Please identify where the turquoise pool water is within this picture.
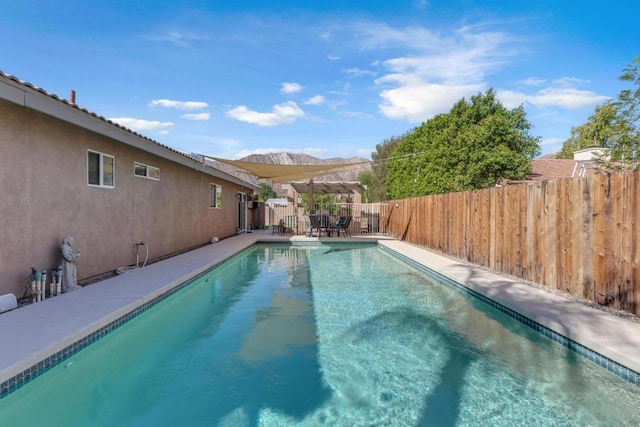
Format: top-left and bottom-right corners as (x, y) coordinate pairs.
(1, 243), (639, 426)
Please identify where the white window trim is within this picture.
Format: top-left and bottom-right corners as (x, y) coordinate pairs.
(134, 162), (160, 180)
(87, 150), (115, 188)
(210, 183), (222, 208)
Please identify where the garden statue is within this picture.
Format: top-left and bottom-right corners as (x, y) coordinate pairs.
(61, 236), (81, 292)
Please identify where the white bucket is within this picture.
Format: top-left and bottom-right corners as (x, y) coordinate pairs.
(0, 293), (18, 314)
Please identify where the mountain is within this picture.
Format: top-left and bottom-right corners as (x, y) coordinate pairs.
(209, 152), (371, 190)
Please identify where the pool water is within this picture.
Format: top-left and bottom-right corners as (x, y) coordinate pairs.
(1, 243), (639, 426)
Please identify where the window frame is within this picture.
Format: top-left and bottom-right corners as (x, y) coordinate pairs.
(134, 162), (160, 181)
(210, 183), (223, 208)
(87, 150), (115, 188)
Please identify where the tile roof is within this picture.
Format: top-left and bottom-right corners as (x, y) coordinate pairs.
(529, 159), (593, 180)
(499, 159), (597, 186)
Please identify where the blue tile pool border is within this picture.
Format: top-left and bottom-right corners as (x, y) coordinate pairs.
(380, 245), (640, 387)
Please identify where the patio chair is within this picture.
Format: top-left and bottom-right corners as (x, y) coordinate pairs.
(308, 214), (322, 237)
(283, 215), (298, 234)
(331, 215), (352, 237)
(360, 216), (369, 234)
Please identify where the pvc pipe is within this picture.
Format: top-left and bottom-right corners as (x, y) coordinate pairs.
(41, 270), (46, 301)
(35, 272), (41, 302)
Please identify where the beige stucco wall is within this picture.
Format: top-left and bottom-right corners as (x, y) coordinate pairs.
(0, 99), (250, 298)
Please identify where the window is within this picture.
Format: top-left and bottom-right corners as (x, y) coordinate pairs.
(210, 184), (223, 208)
(134, 162), (160, 180)
(88, 150), (115, 188)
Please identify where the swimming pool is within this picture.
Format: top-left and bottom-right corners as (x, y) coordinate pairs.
(1, 243), (639, 426)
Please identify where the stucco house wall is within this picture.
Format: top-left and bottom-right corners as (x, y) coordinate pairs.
(0, 75), (257, 299)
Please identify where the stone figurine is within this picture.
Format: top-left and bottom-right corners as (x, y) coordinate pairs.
(61, 236), (81, 292)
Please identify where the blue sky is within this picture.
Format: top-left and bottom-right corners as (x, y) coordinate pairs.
(1, 1), (638, 159)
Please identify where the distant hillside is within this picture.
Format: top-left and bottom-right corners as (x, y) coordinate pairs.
(209, 152), (371, 191)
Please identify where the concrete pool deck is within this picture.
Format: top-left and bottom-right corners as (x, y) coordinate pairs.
(1, 231), (640, 392)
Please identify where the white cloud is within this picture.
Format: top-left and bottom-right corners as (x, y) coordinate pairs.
(496, 90), (529, 109)
(304, 95), (326, 106)
(149, 99), (209, 110)
(109, 117), (174, 133)
(226, 101), (305, 126)
(358, 22), (611, 121)
(327, 54), (341, 61)
(376, 74), (483, 121)
(344, 67), (377, 78)
(356, 23), (516, 121)
(531, 87), (609, 108)
(553, 77), (591, 87)
(148, 31), (208, 48)
(521, 77), (547, 86)
(281, 82), (303, 94)
(498, 82), (610, 110)
(181, 112), (211, 121)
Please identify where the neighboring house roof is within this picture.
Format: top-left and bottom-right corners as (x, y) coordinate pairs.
(0, 70), (259, 191)
(265, 198), (290, 207)
(499, 159), (597, 186)
(529, 159), (595, 180)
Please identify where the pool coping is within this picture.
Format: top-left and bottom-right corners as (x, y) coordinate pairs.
(1, 232), (640, 398)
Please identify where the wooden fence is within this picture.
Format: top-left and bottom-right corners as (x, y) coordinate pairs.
(384, 171), (640, 316)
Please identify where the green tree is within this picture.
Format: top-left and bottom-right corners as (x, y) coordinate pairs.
(558, 56), (640, 170)
(609, 56), (640, 169)
(300, 193), (337, 213)
(387, 89), (540, 198)
(358, 170), (373, 202)
(556, 103), (620, 159)
(362, 135), (402, 202)
(257, 182), (276, 202)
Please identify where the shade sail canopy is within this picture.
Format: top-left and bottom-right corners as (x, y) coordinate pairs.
(205, 155), (369, 183)
(288, 180), (365, 194)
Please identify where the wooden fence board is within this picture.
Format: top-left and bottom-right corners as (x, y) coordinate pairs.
(630, 172), (640, 314)
(529, 182), (544, 284)
(543, 181), (557, 288)
(619, 172), (635, 312)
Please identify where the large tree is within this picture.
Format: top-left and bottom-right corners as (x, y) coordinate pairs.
(556, 103), (621, 159)
(557, 56), (639, 170)
(257, 182), (277, 202)
(359, 135), (402, 202)
(608, 56), (640, 169)
(387, 89), (540, 198)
